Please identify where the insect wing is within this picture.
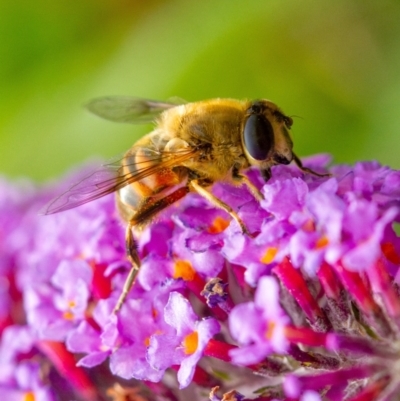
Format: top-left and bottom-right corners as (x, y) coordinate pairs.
(43, 147), (198, 214)
(85, 96), (186, 124)
(43, 160), (123, 214)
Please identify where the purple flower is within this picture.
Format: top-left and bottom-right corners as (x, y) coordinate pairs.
(0, 361), (57, 401)
(148, 291), (220, 388)
(228, 276), (290, 365)
(2, 155), (400, 401)
(66, 306), (112, 367)
(106, 281), (187, 383)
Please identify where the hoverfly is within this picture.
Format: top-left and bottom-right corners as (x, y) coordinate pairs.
(45, 97), (327, 313)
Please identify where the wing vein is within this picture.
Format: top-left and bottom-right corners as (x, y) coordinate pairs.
(44, 147), (198, 214)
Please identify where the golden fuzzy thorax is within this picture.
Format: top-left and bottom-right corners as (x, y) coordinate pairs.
(155, 98), (292, 182)
(160, 99), (247, 181)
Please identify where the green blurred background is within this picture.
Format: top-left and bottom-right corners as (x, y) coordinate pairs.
(1, 0), (400, 182)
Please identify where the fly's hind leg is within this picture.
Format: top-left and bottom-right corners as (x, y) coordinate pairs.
(292, 152), (331, 178)
(113, 221), (140, 314)
(113, 186), (191, 314)
(190, 179), (251, 236)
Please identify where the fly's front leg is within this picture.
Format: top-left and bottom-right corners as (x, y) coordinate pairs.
(292, 152), (331, 178)
(113, 221), (141, 314)
(232, 165), (264, 201)
(190, 179), (250, 236)
(261, 168), (271, 182)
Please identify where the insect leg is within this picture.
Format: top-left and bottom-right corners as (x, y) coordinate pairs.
(129, 186), (190, 226)
(261, 168), (271, 182)
(113, 186), (190, 314)
(190, 179), (250, 235)
(232, 165), (264, 201)
(125, 221), (141, 267)
(112, 222), (140, 314)
(292, 152), (331, 178)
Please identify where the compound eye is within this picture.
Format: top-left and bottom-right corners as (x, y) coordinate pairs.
(243, 114), (274, 161)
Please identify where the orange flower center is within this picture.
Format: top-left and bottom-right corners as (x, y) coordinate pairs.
(183, 331), (199, 355)
(265, 321), (276, 340)
(316, 236), (329, 249)
(63, 300), (76, 320)
(24, 392), (35, 401)
(63, 311), (74, 320)
(261, 247), (278, 264)
(173, 260), (195, 281)
(208, 216), (230, 234)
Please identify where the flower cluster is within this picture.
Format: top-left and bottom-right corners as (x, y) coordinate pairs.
(2, 154), (400, 401)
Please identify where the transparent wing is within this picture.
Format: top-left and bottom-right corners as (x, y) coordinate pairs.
(85, 96), (186, 124)
(43, 146), (198, 214)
